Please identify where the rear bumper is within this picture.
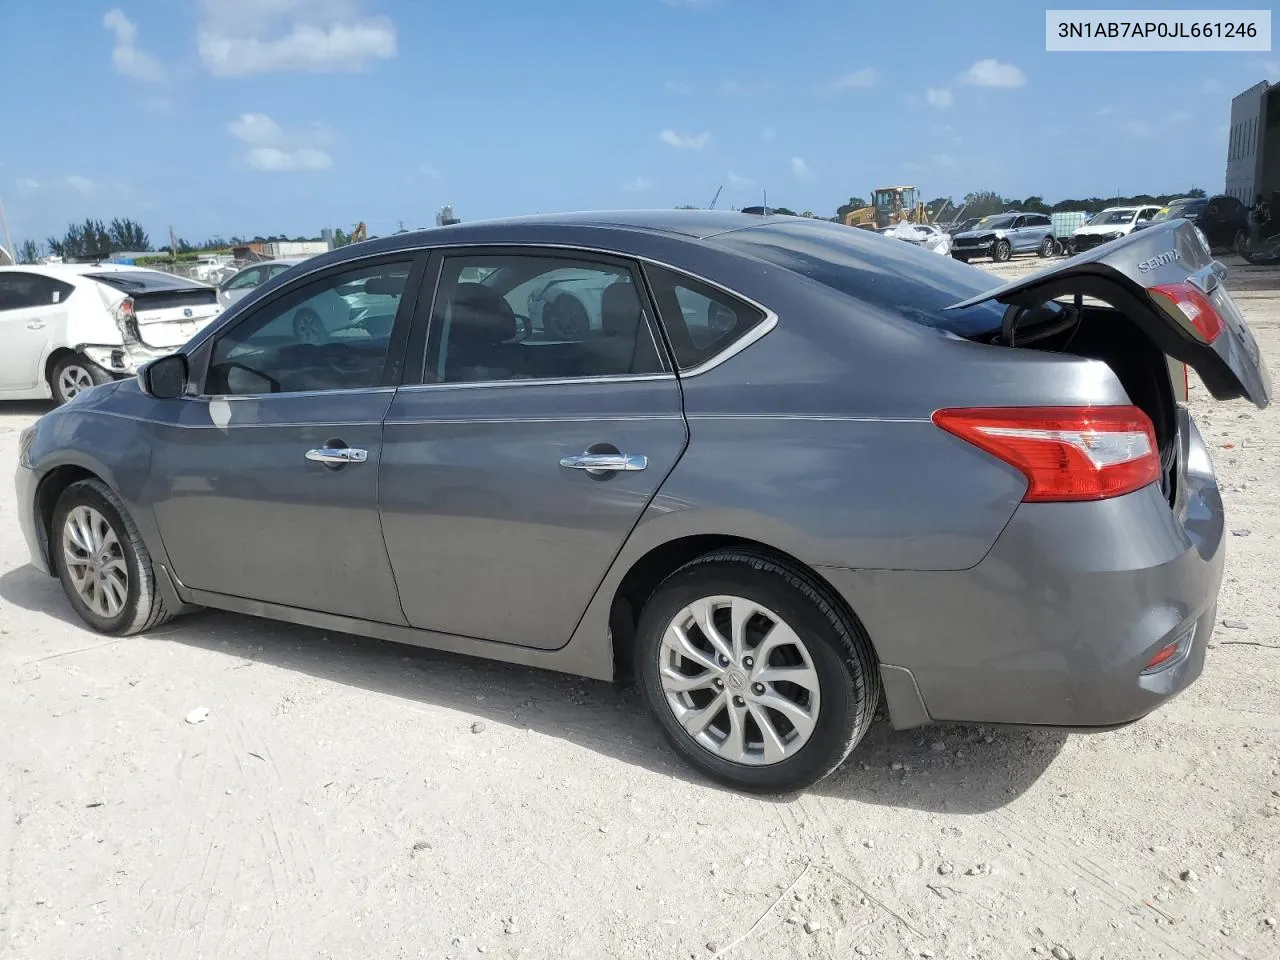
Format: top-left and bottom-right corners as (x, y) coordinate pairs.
(822, 414), (1224, 729)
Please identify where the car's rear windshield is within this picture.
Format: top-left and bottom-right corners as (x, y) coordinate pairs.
(1153, 200), (1207, 220)
(709, 219), (1005, 337)
(86, 270), (206, 294)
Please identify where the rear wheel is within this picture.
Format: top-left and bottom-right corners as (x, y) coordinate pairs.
(634, 550), (880, 793)
(1234, 228), (1249, 257)
(49, 353), (111, 405)
(293, 308), (327, 345)
(52, 479), (173, 636)
(993, 240), (1012, 262)
(1037, 236), (1055, 258)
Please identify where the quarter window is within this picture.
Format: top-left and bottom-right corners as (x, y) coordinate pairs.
(0, 272), (75, 311)
(205, 260), (412, 396)
(644, 265), (767, 370)
(224, 267), (264, 291)
(423, 253), (666, 384)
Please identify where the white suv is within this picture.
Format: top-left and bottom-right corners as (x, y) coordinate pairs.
(0, 263), (222, 404)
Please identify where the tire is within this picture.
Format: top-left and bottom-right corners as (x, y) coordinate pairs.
(51, 479), (173, 636)
(293, 308), (327, 345)
(1037, 236), (1055, 258)
(992, 240), (1012, 262)
(1233, 228), (1249, 258)
(49, 353), (112, 406)
(634, 549), (881, 793)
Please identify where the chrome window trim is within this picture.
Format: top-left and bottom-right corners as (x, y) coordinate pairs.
(192, 386), (399, 402)
(182, 241), (779, 379)
(397, 372), (677, 394)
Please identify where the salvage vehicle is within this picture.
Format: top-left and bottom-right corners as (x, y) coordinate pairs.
(878, 222), (952, 255)
(950, 212), (1055, 262)
(1131, 195), (1249, 255)
(1071, 205), (1162, 252)
(0, 263), (221, 405)
(15, 211), (1270, 793)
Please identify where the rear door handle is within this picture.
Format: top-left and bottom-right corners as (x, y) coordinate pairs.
(560, 452), (647, 475)
(306, 446), (368, 465)
(26, 321), (45, 330)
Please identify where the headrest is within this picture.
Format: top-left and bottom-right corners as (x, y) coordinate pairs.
(601, 281), (642, 338)
(450, 282), (516, 345)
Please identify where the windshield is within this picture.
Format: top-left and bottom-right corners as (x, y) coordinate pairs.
(709, 219), (1006, 337)
(1152, 200), (1207, 221)
(973, 215), (1016, 231)
(1091, 209), (1137, 226)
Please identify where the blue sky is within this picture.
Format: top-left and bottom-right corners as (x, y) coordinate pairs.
(2, 0), (1276, 247)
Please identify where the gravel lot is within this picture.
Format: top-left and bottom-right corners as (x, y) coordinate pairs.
(2, 255), (1278, 960)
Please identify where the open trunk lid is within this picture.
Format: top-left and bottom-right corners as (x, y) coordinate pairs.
(946, 219), (1271, 409)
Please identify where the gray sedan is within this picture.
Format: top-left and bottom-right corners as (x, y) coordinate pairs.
(14, 211), (1270, 793)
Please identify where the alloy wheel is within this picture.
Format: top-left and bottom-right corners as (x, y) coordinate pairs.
(294, 310), (326, 345)
(658, 595), (821, 765)
(61, 505), (129, 619)
(57, 365), (95, 403)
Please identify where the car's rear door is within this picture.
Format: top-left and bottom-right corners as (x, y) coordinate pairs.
(378, 246), (687, 650)
(947, 219), (1271, 408)
(148, 254), (426, 623)
(0, 271), (72, 392)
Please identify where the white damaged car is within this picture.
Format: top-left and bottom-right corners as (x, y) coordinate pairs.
(0, 263), (222, 404)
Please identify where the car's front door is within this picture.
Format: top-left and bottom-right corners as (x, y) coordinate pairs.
(148, 255), (424, 623)
(379, 248), (687, 650)
(0, 272), (71, 392)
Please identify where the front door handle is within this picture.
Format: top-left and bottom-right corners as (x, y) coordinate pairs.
(560, 452), (647, 476)
(306, 446), (369, 465)
(26, 321), (45, 330)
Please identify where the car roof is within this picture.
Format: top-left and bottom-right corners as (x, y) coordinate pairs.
(0, 262), (151, 276)
(400, 209), (795, 243)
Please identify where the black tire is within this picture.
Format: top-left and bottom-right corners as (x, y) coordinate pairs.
(1037, 236), (1055, 258)
(1233, 228), (1249, 257)
(634, 549), (881, 793)
(293, 308), (327, 345)
(992, 240), (1012, 262)
(49, 353), (112, 406)
(51, 479), (173, 636)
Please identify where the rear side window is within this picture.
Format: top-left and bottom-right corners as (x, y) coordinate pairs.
(644, 265), (766, 370)
(0, 272), (75, 311)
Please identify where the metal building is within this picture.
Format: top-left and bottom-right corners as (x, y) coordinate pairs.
(1226, 80), (1280, 205)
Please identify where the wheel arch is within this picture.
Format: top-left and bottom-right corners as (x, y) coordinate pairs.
(44, 346), (78, 384)
(34, 464), (102, 570)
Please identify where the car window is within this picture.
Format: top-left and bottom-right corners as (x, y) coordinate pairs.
(0, 272), (76, 311)
(1030, 215), (1051, 227)
(644, 265), (768, 369)
(266, 264), (295, 279)
(423, 253), (667, 384)
(1136, 208), (1156, 222)
(205, 259), (412, 396)
(1011, 216), (1027, 228)
(225, 267), (263, 291)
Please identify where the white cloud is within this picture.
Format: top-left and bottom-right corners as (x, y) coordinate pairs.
(1123, 119), (1154, 137)
(925, 87), (953, 109)
(727, 170), (753, 188)
(228, 112), (335, 171)
(828, 67), (878, 90)
(960, 58), (1026, 88)
(790, 156), (815, 181)
(1096, 105), (1113, 117)
(66, 176), (94, 195)
(419, 164), (442, 179)
(665, 80), (692, 95)
(762, 126), (776, 141)
(16, 178), (40, 193)
(197, 0), (396, 77)
(623, 176), (653, 192)
(103, 9), (166, 83)
(1253, 59), (1280, 80)
(931, 152), (957, 169)
(659, 129), (710, 149)
(720, 79), (773, 96)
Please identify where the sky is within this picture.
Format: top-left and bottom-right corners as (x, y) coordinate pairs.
(1, 0), (1277, 248)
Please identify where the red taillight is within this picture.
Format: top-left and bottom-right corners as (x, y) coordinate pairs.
(932, 406), (1161, 503)
(114, 296), (135, 320)
(1149, 281), (1224, 343)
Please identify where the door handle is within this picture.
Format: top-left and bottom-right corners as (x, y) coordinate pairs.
(560, 452), (647, 475)
(26, 321), (45, 330)
(306, 446), (369, 465)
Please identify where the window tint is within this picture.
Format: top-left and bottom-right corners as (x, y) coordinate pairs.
(423, 253), (666, 384)
(0, 272), (75, 311)
(225, 267), (263, 291)
(1029, 215), (1051, 226)
(205, 260), (411, 395)
(644, 265), (767, 369)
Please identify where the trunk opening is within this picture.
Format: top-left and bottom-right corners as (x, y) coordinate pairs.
(965, 299), (1180, 506)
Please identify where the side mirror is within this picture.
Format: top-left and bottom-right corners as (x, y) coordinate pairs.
(138, 353), (189, 399)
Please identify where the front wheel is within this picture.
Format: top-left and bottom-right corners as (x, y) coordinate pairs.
(52, 479), (173, 636)
(1037, 236), (1055, 258)
(992, 240), (1012, 262)
(634, 550), (880, 793)
(293, 308), (328, 345)
(49, 353), (111, 405)
(1234, 228), (1249, 257)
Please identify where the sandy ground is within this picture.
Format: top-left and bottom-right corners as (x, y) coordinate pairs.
(1, 255), (1278, 960)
